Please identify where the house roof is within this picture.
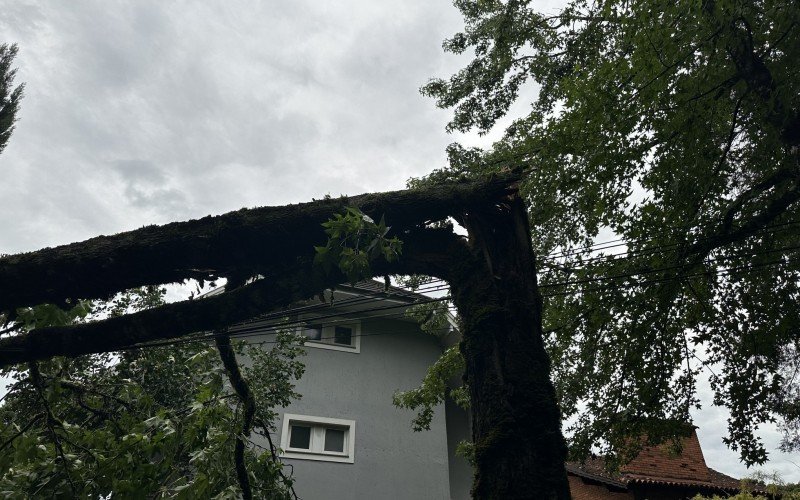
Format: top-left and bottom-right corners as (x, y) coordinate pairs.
(200, 279), (431, 303)
(218, 279), (444, 335)
(334, 280), (431, 303)
(565, 430), (761, 494)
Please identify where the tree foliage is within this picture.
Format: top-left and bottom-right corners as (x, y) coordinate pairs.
(416, 0), (800, 466)
(0, 43), (24, 157)
(693, 470), (800, 499)
(0, 288), (305, 498)
(314, 207), (403, 283)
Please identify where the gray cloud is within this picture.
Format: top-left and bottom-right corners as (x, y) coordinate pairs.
(0, 0), (467, 247)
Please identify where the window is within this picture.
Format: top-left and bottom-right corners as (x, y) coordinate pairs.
(280, 414), (356, 463)
(298, 318), (361, 353)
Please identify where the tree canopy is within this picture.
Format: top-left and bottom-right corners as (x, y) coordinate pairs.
(415, 0), (800, 466)
(0, 288), (304, 498)
(0, 171), (572, 498)
(3, 0), (799, 495)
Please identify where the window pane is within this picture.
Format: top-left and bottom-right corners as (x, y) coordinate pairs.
(324, 428), (345, 453)
(302, 324), (322, 341)
(289, 425), (311, 449)
(333, 326), (353, 345)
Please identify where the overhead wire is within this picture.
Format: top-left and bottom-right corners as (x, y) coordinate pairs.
(216, 279), (449, 329)
(539, 242), (800, 289)
(3, 221), (798, 354)
(540, 219), (800, 262)
(0, 281), (454, 353)
(541, 257), (794, 298)
(86, 250), (799, 352)
(3, 251), (797, 352)
(92, 292), (457, 353)
(540, 224), (800, 273)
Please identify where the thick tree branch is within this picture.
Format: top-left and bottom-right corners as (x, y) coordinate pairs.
(0, 227), (461, 368)
(215, 330), (255, 500)
(0, 171), (520, 313)
(721, 167), (799, 233)
(723, 15), (800, 148)
(688, 174), (800, 258)
(451, 192), (571, 498)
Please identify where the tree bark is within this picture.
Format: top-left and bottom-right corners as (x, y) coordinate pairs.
(0, 227), (456, 367)
(0, 172), (519, 313)
(448, 193), (570, 499)
(0, 171), (571, 499)
(215, 330), (255, 500)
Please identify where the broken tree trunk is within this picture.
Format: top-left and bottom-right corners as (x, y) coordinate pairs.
(0, 172), (519, 313)
(0, 172), (570, 499)
(447, 193), (570, 499)
(0, 227), (456, 366)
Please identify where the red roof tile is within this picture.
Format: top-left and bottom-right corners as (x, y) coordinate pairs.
(565, 430), (759, 494)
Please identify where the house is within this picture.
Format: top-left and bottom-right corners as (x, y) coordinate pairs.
(235, 280), (473, 500)
(566, 428), (767, 499)
(232, 281), (754, 499)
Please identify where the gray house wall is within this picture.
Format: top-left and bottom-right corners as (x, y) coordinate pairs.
(249, 312), (469, 499)
(445, 396), (472, 500)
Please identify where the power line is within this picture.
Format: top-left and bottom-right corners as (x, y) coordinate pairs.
(541, 257), (794, 298)
(540, 223), (794, 267)
(540, 219), (800, 262)
(212, 280), (449, 329)
(4, 232), (797, 355)
(109, 311), (457, 354)
(0, 281), (454, 353)
(118, 254), (799, 351)
(115, 295), (456, 353)
(539, 242), (800, 289)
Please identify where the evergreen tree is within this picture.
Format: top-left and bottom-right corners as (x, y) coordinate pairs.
(0, 43), (24, 157)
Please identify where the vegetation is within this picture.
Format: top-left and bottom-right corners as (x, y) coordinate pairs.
(1, 172), (570, 497)
(0, 288), (305, 498)
(693, 470), (800, 499)
(407, 0), (800, 467)
(0, 43), (23, 157)
(314, 207), (403, 283)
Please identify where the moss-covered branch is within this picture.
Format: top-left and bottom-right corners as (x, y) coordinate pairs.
(0, 227), (461, 368)
(0, 171), (520, 313)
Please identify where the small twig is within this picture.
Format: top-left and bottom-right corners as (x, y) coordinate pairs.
(254, 417), (300, 500)
(0, 413), (43, 452)
(28, 361), (77, 494)
(58, 378), (135, 411)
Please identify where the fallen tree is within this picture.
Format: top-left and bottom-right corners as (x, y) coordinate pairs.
(0, 171), (570, 499)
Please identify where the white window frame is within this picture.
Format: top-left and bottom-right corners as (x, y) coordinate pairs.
(280, 414), (356, 463)
(297, 318), (361, 353)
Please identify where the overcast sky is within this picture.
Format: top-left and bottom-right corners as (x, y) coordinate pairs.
(1, 0), (798, 483)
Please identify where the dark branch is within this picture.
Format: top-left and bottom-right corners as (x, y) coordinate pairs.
(28, 361), (76, 494)
(724, 16), (800, 148)
(0, 171), (520, 312)
(215, 330), (255, 500)
(688, 173), (800, 259)
(0, 413), (42, 453)
(58, 379), (134, 411)
(253, 416), (299, 500)
(0, 227), (461, 368)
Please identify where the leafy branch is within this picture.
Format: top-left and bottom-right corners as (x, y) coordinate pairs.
(314, 207), (403, 283)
